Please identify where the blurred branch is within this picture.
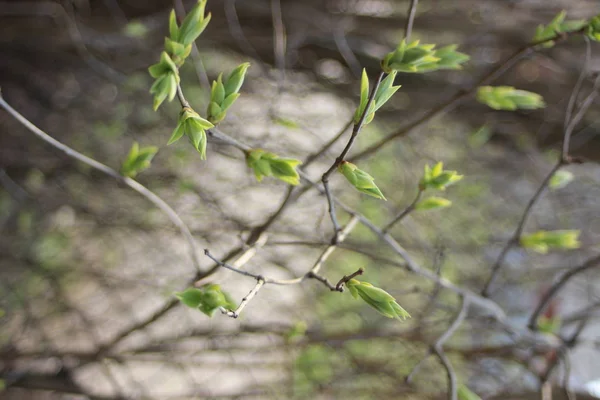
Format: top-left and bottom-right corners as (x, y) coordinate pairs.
(404, 0), (419, 42)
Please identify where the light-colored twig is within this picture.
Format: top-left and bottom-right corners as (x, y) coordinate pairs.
(382, 188), (423, 233)
(224, 278), (265, 318)
(404, 0), (419, 42)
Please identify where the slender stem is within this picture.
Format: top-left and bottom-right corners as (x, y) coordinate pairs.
(482, 161), (563, 297)
(335, 268), (364, 291)
(404, 0), (419, 42)
(382, 189), (423, 233)
(0, 93), (203, 271)
(224, 279), (265, 318)
(302, 119), (353, 168)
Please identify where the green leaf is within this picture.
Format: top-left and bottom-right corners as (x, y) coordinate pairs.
(246, 149), (302, 185)
(520, 230), (581, 254)
(587, 15), (600, 41)
(175, 287), (204, 308)
(346, 279), (410, 320)
(476, 86), (545, 111)
(414, 197), (452, 211)
(224, 62), (251, 95)
(549, 170), (574, 190)
(533, 10), (566, 47)
(168, 9), (179, 41)
(458, 385), (482, 400)
(120, 142), (158, 178)
(178, 0), (211, 45)
(382, 39), (469, 73)
(419, 162), (463, 191)
(175, 284), (236, 317)
(353, 68), (370, 124)
(338, 161), (386, 200)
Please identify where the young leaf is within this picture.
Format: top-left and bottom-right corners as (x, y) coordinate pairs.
(120, 142), (158, 178)
(414, 197), (452, 211)
(346, 279), (410, 320)
(520, 230), (581, 254)
(419, 162), (463, 191)
(587, 15), (600, 41)
(178, 0), (211, 46)
(382, 39), (469, 73)
(476, 86), (545, 111)
(175, 287), (204, 308)
(175, 284), (236, 317)
(549, 170), (574, 190)
(532, 10), (566, 47)
(338, 161), (386, 200)
(246, 149), (302, 185)
(353, 68), (370, 124)
(169, 108), (214, 159)
(224, 62), (251, 95)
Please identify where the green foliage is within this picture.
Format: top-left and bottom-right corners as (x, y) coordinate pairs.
(533, 11), (587, 47)
(536, 315), (561, 334)
(120, 142), (158, 178)
(419, 162), (463, 191)
(169, 107), (214, 159)
(476, 86), (545, 111)
(175, 284), (236, 317)
(207, 63), (251, 124)
(338, 161), (386, 200)
(353, 69), (401, 125)
(346, 279), (410, 320)
(458, 384), (482, 400)
(414, 196), (452, 211)
(168, 0), (211, 47)
(246, 149), (302, 185)
(587, 15), (600, 41)
(148, 52), (180, 111)
(381, 39), (469, 73)
(520, 230), (581, 254)
(549, 170), (574, 190)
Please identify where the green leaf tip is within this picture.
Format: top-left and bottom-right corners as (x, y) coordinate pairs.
(246, 149), (302, 185)
(476, 86), (545, 111)
(169, 107), (214, 160)
(414, 196), (452, 211)
(532, 11), (587, 47)
(338, 161), (386, 200)
(419, 162), (463, 191)
(346, 279), (410, 320)
(587, 15), (600, 41)
(381, 39), (469, 74)
(520, 230), (581, 254)
(353, 70), (401, 125)
(120, 142), (158, 178)
(207, 63), (251, 124)
(148, 52), (180, 111)
(175, 284), (236, 317)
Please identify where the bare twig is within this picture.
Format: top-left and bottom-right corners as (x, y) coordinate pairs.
(0, 93), (203, 271)
(404, 0), (419, 42)
(382, 188), (423, 233)
(224, 278), (265, 318)
(335, 268), (364, 291)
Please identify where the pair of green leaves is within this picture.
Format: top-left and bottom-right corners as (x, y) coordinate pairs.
(175, 284), (236, 317)
(169, 107), (214, 159)
(120, 142), (158, 178)
(353, 70), (401, 125)
(588, 15), (600, 41)
(246, 149), (302, 185)
(168, 0), (211, 47)
(148, 52), (180, 111)
(520, 230), (581, 254)
(381, 39), (469, 74)
(338, 161), (386, 200)
(476, 86), (545, 111)
(415, 162), (463, 212)
(346, 279), (410, 320)
(208, 63), (251, 124)
(533, 11), (587, 47)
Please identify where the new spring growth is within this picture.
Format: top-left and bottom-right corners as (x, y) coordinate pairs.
(354, 69), (401, 125)
(338, 161), (386, 200)
(148, 52), (180, 111)
(381, 39), (469, 74)
(419, 162), (462, 191)
(346, 279), (410, 320)
(588, 14), (600, 41)
(175, 285), (236, 317)
(476, 86), (545, 111)
(246, 149), (302, 185)
(533, 11), (587, 48)
(208, 63), (251, 124)
(120, 142), (158, 178)
(520, 230), (581, 254)
(168, 0), (211, 47)
(169, 107), (214, 159)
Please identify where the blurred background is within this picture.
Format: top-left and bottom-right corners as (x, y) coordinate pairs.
(1, 0), (600, 399)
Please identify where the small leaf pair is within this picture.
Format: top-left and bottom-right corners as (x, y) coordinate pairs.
(346, 279), (410, 320)
(168, 0), (211, 47)
(207, 63), (251, 124)
(246, 149), (302, 185)
(169, 107), (214, 159)
(420, 162), (463, 191)
(587, 15), (600, 41)
(353, 69), (401, 125)
(148, 52), (180, 111)
(120, 142), (158, 178)
(532, 11), (587, 47)
(520, 230), (581, 254)
(175, 284), (236, 317)
(338, 161), (386, 200)
(381, 39), (469, 74)
(476, 86), (545, 111)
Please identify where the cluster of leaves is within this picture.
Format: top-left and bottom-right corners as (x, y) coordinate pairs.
(587, 14), (600, 41)
(168, 107), (214, 159)
(208, 63), (250, 124)
(175, 284), (236, 317)
(381, 39), (469, 73)
(148, 52), (180, 111)
(533, 11), (586, 47)
(338, 161), (386, 200)
(414, 162), (462, 211)
(353, 70), (401, 125)
(120, 142), (158, 178)
(520, 230), (581, 254)
(246, 149), (302, 185)
(346, 279), (410, 320)
(476, 86), (545, 111)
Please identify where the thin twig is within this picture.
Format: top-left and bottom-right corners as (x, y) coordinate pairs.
(335, 268), (364, 291)
(404, 0), (419, 42)
(224, 278), (265, 318)
(302, 119), (353, 168)
(382, 188), (423, 233)
(0, 93), (203, 271)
